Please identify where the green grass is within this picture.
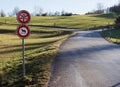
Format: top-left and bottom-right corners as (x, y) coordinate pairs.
(30, 15), (114, 30)
(0, 14), (116, 87)
(0, 22), (74, 87)
(0, 14), (115, 30)
(101, 29), (120, 43)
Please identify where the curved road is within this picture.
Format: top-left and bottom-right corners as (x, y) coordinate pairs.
(48, 30), (120, 87)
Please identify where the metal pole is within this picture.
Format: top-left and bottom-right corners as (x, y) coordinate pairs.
(22, 38), (26, 77)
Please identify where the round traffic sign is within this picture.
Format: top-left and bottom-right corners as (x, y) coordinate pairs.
(17, 25), (30, 38)
(17, 10), (31, 24)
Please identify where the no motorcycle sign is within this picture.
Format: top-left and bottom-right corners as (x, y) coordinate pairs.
(17, 10), (31, 24)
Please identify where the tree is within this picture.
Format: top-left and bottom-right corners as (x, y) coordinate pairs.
(38, 7), (43, 16)
(42, 13), (47, 16)
(8, 12), (13, 17)
(96, 3), (104, 14)
(61, 10), (65, 16)
(54, 11), (60, 16)
(115, 16), (120, 29)
(97, 3), (103, 11)
(0, 10), (6, 17)
(13, 7), (20, 16)
(33, 6), (43, 16)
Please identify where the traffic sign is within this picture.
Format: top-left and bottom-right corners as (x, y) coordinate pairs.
(17, 25), (30, 38)
(17, 10), (31, 24)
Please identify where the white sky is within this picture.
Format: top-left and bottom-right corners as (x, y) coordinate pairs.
(0, 0), (119, 14)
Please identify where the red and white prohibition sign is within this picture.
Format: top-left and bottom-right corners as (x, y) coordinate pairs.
(17, 10), (31, 24)
(17, 25), (30, 38)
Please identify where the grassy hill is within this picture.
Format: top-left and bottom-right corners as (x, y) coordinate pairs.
(30, 14), (114, 30)
(0, 14), (115, 30)
(0, 14), (116, 87)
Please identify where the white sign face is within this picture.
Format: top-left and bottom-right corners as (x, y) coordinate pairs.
(19, 27), (28, 36)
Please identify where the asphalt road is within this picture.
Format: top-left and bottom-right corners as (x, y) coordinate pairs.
(48, 30), (120, 87)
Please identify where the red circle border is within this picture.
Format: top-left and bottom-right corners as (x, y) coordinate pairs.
(17, 10), (31, 24)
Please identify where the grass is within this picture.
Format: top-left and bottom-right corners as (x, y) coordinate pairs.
(0, 14), (115, 30)
(0, 14), (116, 87)
(30, 14), (114, 30)
(0, 22), (74, 87)
(101, 29), (120, 43)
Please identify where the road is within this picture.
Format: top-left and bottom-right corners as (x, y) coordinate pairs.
(48, 30), (120, 87)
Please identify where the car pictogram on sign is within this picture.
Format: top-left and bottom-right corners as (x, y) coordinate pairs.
(17, 25), (30, 38)
(17, 10), (31, 24)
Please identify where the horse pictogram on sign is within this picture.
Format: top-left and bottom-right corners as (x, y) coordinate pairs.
(17, 25), (30, 38)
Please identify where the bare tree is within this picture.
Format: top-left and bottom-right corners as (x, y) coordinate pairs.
(13, 7), (20, 16)
(54, 11), (60, 16)
(61, 10), (65, 16)
(33, 6), (43, 16)
(38, 7), (43, 16)
(0, 10), (6, 17)
(8, 12), (13, 17)
(97, 3), (104, 11)
(96, 3), (104, 14)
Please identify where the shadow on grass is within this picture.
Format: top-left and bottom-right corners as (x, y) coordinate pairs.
(0, 39), (60, 54)
(0, 29), (15, 34)
(102, 29), (120, 39)
(90, 13), (118, 19)
(0, 22), (6, 25)
(30, 24), (69, 29)
(2, 46), (56, 87)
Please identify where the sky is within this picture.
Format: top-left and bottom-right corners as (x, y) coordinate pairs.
(0, 0), (119, 15)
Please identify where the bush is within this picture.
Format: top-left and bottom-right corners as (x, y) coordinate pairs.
(115, 16), (120, 29)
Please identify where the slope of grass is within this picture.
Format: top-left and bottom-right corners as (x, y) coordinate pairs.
(0, 22), (74, 87)
(0, 14), (114, 30)
(101, 29), (120, 43)
(30, 14), (114, 30)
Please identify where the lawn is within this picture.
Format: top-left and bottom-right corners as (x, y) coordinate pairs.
(0, 22), (73, 87)
(0, 14), (116, 87)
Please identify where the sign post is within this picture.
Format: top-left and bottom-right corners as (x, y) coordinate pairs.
(16, 10), (31, 78)
(22, 38), (25, 77)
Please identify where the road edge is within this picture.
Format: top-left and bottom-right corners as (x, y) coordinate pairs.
(46, 32), (77, 87)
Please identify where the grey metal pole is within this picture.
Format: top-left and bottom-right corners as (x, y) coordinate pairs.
(22, 38), (26, 77)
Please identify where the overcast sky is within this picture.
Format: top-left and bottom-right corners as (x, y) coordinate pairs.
(0, 0), (119, 14)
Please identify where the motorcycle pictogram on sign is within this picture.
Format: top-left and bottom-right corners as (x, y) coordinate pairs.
(17, 10), (31, 24)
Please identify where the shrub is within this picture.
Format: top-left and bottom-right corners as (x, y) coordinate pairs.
(115, 16), (120, 29)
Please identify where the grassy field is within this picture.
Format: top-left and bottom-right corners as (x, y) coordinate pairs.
(30, 14), (114, 30)
(0, 14), (115, 30)
(0, 22), (73, 87)
(0, 14), (116, 87)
